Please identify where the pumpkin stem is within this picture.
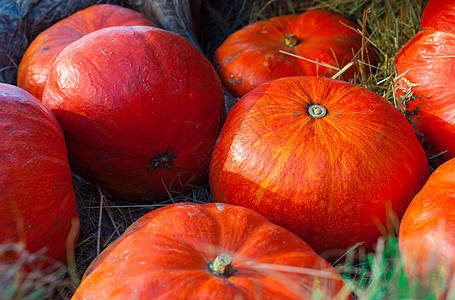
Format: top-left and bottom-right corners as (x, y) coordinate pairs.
(284, 34), (299, 48)
(209, 254), (233, 278)
(308, 103), (328, 119)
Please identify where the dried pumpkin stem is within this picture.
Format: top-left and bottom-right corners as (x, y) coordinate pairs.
(308, 103), (328, 119)
(211, 254), (233, 277)
(284, 34), (299, 48)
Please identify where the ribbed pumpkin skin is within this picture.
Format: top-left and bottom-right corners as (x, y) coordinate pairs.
(0, 83), (78, 265)
(17, 4), (155, 100)
(72, 203), (352, 300)
(399, 158), (455, 281)
(395, 29), (455, 161)
(420, 0), (455, 32)
(42, 26), (226, 202)
(213, 9), (377, 98)
(209, 76), (429, 255)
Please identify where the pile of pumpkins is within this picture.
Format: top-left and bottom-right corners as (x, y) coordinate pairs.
(0, 0), (454, 298)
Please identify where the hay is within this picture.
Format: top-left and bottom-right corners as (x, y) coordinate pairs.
(0, 243), (74, 299)
(73, 176), (212, 279)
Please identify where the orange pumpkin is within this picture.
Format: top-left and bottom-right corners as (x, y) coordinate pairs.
(399, 157), (455, 289)
(395, 28), (455, 162)
(0, 83), (78, 267)
(209, 76), (429, 257)
(420, 0), (455, 32)
(72, 202), (352, 299)
(213, 9), (377, 98)
(42, 26), (225, 202)
(17, 4), (155, 100)
(395, 0), (455, 162)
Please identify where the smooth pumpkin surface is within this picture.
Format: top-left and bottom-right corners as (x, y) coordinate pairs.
(420, 0), (455, 32)
(0, 83), (78, 265)
(395, 28), (455, 162)
(213, 9), (377, 98)
(17, 4), (155, 100)
(399, 157), (455, 282)
(209, 76), (429, 256)
(72, 202), (352, 299)
(42, 26), (226, 202)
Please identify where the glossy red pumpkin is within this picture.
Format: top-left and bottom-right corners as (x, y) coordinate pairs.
(213, 9), (377, 98)
(72, 202), (352, 299)
(0, 83), (79, 266)
(420, 0), (455, 32)
(209, 76), (429, 257)
(399, 157), (455, 295)
(17, 4), (155, 100)
(42, 26), (226, 202)
(395, 28), (455, 162)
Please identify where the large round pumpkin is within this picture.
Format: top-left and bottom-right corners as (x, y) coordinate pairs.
(395, 2), (455, 162)
(209, 76), (429, 257)
(0, 83), (79, 266)
(399, 157), (455, 287)
(395, 30), (455, 162)
(213, 9), (377, 98)
(72, 202), (352, 299)
(17, 4), (155, 100)
(42, 26), (226, 202)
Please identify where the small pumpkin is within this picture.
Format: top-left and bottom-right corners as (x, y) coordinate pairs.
(0, 83), (79, 267)
(42, 26), (226, 202)
(72, 202), (352, 299)
(399, 157), (455, 288)
(213, 9), (377, 98)
(17, 4), (155, 100)
(209, 76), (429, 257)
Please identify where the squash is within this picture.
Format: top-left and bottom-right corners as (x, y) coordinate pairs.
(420, 0), (455, 32)
(213, 9), (377, 98)
(0, 83), (79, 267)
(72, 202), (352, 299)
(395, 0), (455, 162)
(42, 26), (226, 202)
(209, 76), (429, 257)
(17, 4), (155, 100)
(399, 157), (455, 294)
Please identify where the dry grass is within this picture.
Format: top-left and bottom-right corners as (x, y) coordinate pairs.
(0, 243), (73, 299)
(72, 176), (213, 278)
(6, 0), (451, 299)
